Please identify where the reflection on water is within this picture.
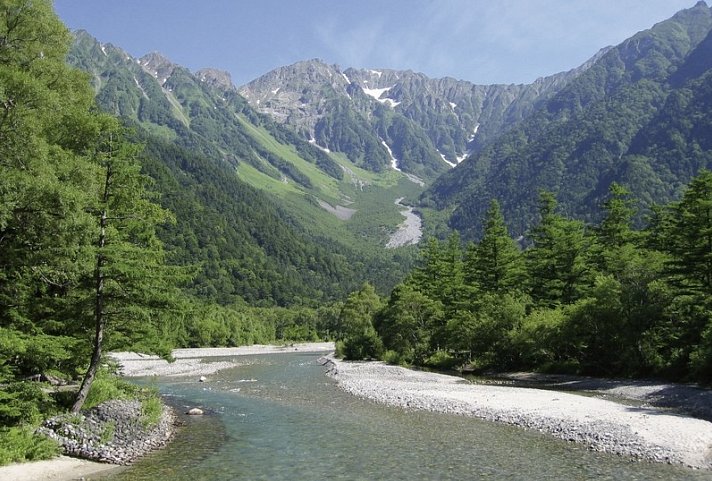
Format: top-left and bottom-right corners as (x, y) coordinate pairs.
(104, 353), (712, 481)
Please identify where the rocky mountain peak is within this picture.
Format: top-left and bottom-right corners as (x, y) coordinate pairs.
(139, 52), (176, 85)
(196, 68), (234, 91)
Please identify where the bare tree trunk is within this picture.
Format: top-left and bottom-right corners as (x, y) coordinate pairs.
(72, 162), (112, 412)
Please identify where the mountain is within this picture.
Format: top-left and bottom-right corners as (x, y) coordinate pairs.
(423, 1), (712, 238)
(68, 31), (419, 306)
(238, 57), (599, 180)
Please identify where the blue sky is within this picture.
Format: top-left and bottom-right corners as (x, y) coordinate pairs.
(54, 0), (698, 86)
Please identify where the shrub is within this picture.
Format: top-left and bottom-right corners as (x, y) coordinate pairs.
(424, 350), (458, 369)
(0, 427), (60, 466)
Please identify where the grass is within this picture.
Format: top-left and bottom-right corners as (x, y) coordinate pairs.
(233, 112), (430, 253)
(84, 371), (164, 427)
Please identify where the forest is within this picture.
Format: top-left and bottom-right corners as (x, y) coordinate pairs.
(338, 178), (712, 382)
(2, 0), (712, 467)
(0, 0), (344, 463)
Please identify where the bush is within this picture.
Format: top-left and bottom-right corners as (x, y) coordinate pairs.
(340, 327), (384, 360)
(0, 383), (57, 426)
(0, 427), (60, 466)
(382, 350), (408, 366)
(84, 374), (139, 409)
(424, 350), (458, 369)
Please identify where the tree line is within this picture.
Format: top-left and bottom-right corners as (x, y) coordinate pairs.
(337, 175), (712, 382)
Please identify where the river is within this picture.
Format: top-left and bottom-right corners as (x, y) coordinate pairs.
(386, 197), (422, 248)
(103, 352), (712, 481)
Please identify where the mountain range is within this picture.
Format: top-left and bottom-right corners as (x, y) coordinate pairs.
(67, 1), (712, 305)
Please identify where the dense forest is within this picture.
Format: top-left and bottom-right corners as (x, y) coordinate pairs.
(338, 176), (712, 382)
(0, 0), (345, 463)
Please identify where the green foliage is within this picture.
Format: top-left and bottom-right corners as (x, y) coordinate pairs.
(353, 170), (712, 381)
(426, 3), (712, 237)
(526, 192), (592, 306)
(464, 199), (525, 293)
(666, 169), (712, 295)
(0, 427), (60, 466)
(339, 326), (384, 361)
(140, 394), (163, 427)
(0, 382), (57, 426)
(423, 350), (458, 369)
(83, 372), (142, 410)
(376, 283), (444, 364)
(334, 283), (384, 360)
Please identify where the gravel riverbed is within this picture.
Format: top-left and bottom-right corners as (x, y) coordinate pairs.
(111, 342), (335, 377)
(324, 358), (712, 470)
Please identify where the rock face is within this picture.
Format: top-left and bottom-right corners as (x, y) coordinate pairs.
(138, 52), (177, 86)
(38, 399), (175, 465)
(237, 56), (598, 170)
(196, 68), (235, 91)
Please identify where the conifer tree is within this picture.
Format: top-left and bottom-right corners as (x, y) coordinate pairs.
(666, 170), (712, 296)
(526, 192), (591, 306)
(465, 199), (525, 293)
(72, 123), (173, 412)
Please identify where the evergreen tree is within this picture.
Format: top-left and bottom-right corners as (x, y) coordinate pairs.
(666, 170), (712, 296)
(336, 283), (383, 360)
(0, 0), (101, 389)
(465, 199), (525, 293)
(410, 233), (464, 311)
(526, 192), (591, 306)
(72, 124), (174, 412)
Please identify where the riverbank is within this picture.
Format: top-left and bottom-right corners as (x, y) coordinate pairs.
(0, 456), (125, 481)
(111, 342), (335, 377)
(0, 343), (334, 481)
(325, 358), (712, 469)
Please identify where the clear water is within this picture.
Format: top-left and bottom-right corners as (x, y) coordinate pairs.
(104, 352), (712, 481)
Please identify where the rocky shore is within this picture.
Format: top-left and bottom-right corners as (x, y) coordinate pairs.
(323, 358), (712, 470)
(111, 342), (335, 377)
(38, 399), (175, 465)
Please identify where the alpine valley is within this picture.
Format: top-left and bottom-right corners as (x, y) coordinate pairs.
(5, 0), (712, 474)
(66, 29), (599, 305)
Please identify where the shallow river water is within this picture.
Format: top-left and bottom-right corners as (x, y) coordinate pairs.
(105, 352), (712, 481)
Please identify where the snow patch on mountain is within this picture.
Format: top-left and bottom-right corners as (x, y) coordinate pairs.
(362, 85), (393, 101)
(437, 150), (456, 168)
(309, 137), (331, 153)
(341, 72), (351, 84)
(368, 69), (383, 78)
(468, 123), (480, 142)
(133, 76), (149, 99)
(449, 102), (457, 109)
(381, 139), (401, 171)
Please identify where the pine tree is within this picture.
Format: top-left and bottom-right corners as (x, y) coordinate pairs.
(72, 123), (174, 412)
(0, 0), (101, 387)
(666, 169), (712, 296)
(592, 183), (639, 277)
(377, 283), (443, 363)
(526, 191), (591, 306)
(465, 199), (525, 293)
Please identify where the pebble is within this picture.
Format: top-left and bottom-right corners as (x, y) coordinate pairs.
(326, 358), (711, 469)
(37, 399), (175, 465)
